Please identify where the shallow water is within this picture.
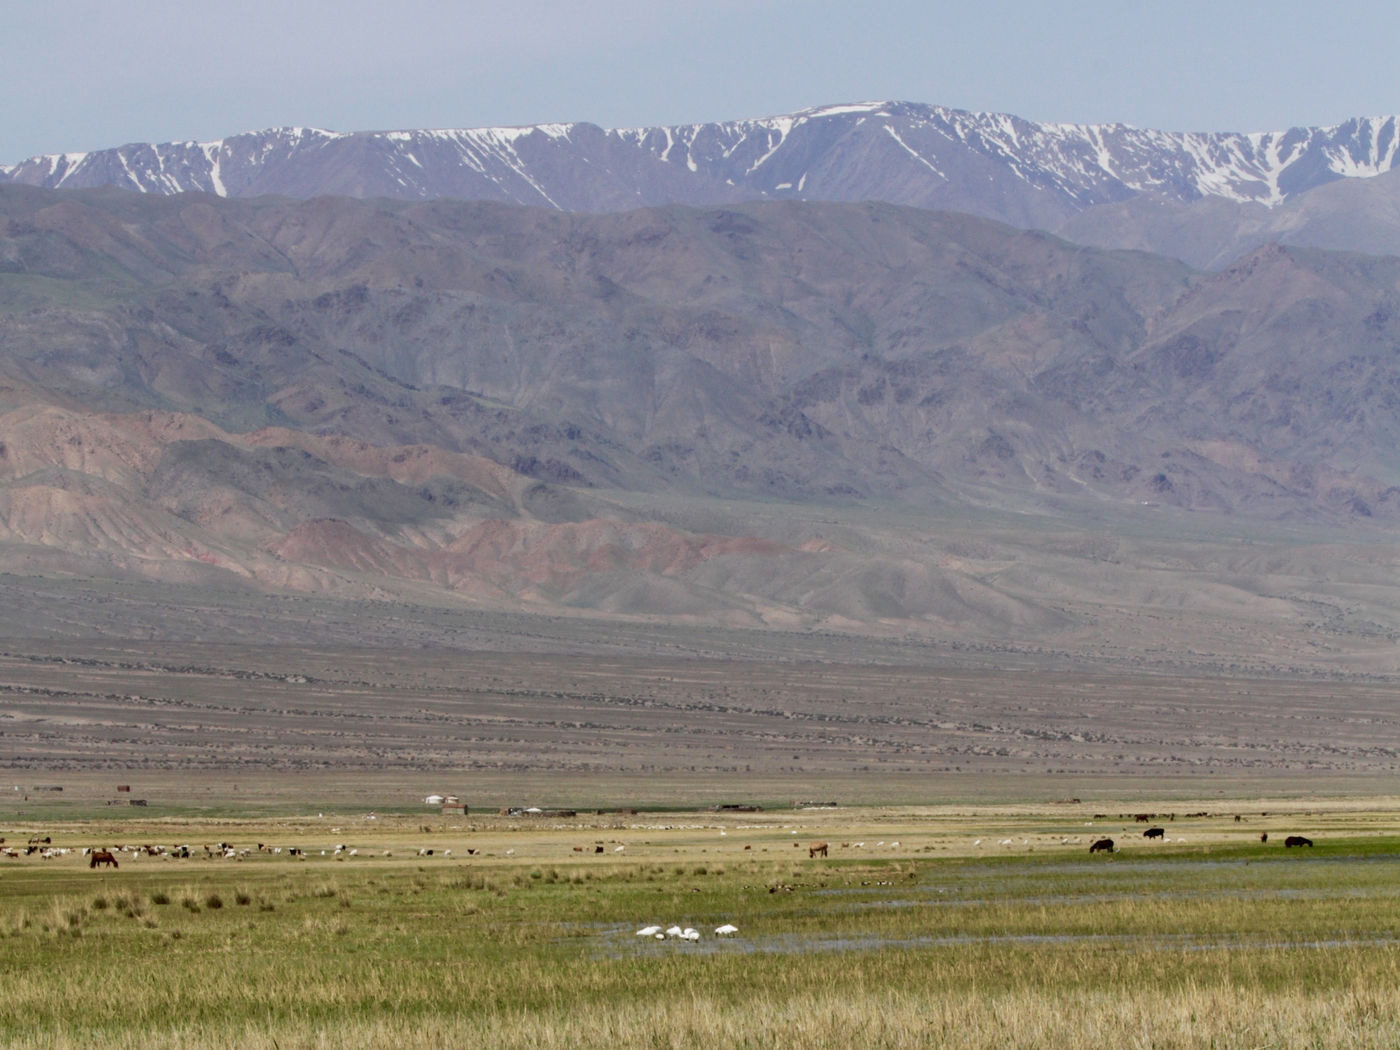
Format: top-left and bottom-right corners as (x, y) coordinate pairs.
(592, 848), (1400, 957)
(597, 924), (1400, 958)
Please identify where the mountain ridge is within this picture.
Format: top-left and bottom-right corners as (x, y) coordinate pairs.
(7, 102), (1400, 231)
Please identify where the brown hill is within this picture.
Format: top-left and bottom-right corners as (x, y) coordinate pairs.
(2, 187), (1400, 670)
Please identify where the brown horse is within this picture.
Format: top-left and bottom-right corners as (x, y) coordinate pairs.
(808, 841), (829, 858)
(89, 849), (118, 869)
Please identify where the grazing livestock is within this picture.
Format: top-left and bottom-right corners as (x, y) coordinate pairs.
(1260, 832), (1268, 843)
(1143, 827), (1165, 839)
(808, 841), (829, 858)
(89, 849), (118, 869)
(1284, 835), (1313, 848)
(1089, 838), (1115, 854)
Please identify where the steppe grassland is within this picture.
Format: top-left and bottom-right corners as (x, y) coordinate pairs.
(2, 806), (1400, 1048)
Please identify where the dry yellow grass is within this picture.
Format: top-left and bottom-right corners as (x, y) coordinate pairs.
(1, 803), (1399, 1047)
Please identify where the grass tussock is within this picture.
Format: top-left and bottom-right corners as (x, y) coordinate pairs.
(8, 987), (1400, 1049)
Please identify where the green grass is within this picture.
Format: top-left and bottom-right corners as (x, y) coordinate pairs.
(2, 820), (1400, 1047)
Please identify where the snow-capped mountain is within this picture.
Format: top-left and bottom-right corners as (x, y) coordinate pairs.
(6, 102), (1400, 230)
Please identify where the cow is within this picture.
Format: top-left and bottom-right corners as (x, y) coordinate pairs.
(1284, 835), (1313, 848)
(89, 849), (118, 869)
(1143, 827), (1165, 839)
(1260, 832), (1268, 843)
(808, 841), (829, 858)
(1089, 838), (1115, 854)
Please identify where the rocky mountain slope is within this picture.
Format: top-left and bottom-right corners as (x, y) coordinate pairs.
(6, 185), (1400, 513)
(7, 102), (1400, 258)
(2, 185), (1400, 669)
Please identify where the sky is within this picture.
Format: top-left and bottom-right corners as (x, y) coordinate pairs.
(4, 0), (1399, 164)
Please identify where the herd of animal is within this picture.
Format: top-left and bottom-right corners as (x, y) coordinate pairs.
(0, 825), (1327, 869)
(1085, 830), (1316, 854)
(0, 839), (470, 864)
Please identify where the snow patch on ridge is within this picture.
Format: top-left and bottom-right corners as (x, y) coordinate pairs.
(6, 105), (1400, 213)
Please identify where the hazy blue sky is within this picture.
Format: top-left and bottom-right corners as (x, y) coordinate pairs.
(4, 1), (1397, 163)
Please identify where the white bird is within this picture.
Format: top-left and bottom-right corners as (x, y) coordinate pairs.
(504, 848), (515, 855)
(680, 928), (700, 941)
(636, 925), (663, 937)
(714, 923), (739, 936)
(665, 925), (684, 938)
